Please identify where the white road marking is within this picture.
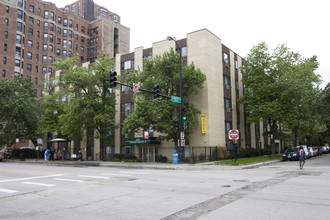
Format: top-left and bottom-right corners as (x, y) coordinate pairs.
(101, 173), (132, 177)
(78, 175), (109, 179)
(53, 178), (84, 183)
(0, 174), (63, 183)
(0, 188), (18, 194)
(22, 182), (56, 187)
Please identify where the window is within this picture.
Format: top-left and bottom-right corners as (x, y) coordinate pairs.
(121, 103), (134, 112)
(81, 46), (84, 52)
(38, 8), (41, 15)
(5, 18), (9, 26)
(81, 26), (85, 33)
(2, 70), (6, 78)
(223, 52), (229, 64)
(57, 27), (61, 34)
(16, 34), (22, 44)
(4, 44), (7, 51)
(44, 11), (49, 19)
(234, 60), (238, 69)
(42, 55), (47, 63)
(36, 42), (39, 49)
(18, 0), (23, 7)
(44, 22), (49, 30)
(63, 18), (67, 26)
(3, 57), (7, 65)
(81, 36), (85, 43)
(28, 28), (33, 36)
(35, 66), (38, 73)
(76, 24), (78, 31)
(69, 30), (72, 38)
(6, 6), (9, 13)
(80, 56), (84, 62)
(225, 121), (232, 131)
(63, 29), (67, 37)
(56, 49), (60, 55)
(29, 17), (34, 24)
(29, 5), (34, 12)
(42, 67), (47, 74)
(100, 8), (107, 17)
(49, 45), (53, 52)
(35, 54), (39, 61)
(48, 67), (52, 74)
(49, 56), (53, 63)
(68, 40), (72, 49)
(68, 51), (72, 57)
(114, 15), (118, 23)
(37, 31), (40, 38)
(223, 75), (230, 86)
(37, 20), (40, 26)
(35, 77), (38, 85)
(50, 23), (54, 31)
(27, 52), (32, 59)
(57, 16), (62, 24)
(121, 60), (134, 70)
(50, 12), (54, 20)
(224, 98), (232, 108)
(69, 19), (72, 28)
(16, 47), (21, 56)
(49, 34), (53, 43)
(15, 59), (20, 67)
(72, 5), (75, 13)
(27, 64), (32, 71)
(43, 44), (48, 51)
(14, 72), (20, 77)
(63, 40), (67, 48)
(17, 22), (23, 31)
(4, 31), (8, 39)
(63, 50), (67, 57)
(181, 46), (187, 57)
(17, 10), (23, 19)
(57, 38), (61, 45)
(43, 33), (48, 42)
(27, 40), (33, 47)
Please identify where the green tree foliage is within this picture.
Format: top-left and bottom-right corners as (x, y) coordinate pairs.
(40, 53), (117, 143)
(0, 77), (40, 146)
(122, 49), (206, 146)
(240, 42), (321, 154)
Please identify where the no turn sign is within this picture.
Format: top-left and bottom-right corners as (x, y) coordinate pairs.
(133, 83), (139, 92)
(229, 130), (239, 140)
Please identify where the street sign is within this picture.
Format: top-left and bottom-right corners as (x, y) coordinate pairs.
(144, 131), (149, 139)
(181, 139), (185, 146)
(37, 138), (42, 145)
(181, 132), (184, 140)
(229, 130), (239, 140)
(133, 83), (139, 92)
(171, 96), (181, 103)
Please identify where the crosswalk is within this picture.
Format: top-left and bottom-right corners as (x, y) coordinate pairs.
(0, 170), (149, 195)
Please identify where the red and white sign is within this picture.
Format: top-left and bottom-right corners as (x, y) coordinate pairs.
(181, 139), (185, 146)
(144, 131), (149, 139)
(133, 83), (139, 92)
(229, 130), (239, 140)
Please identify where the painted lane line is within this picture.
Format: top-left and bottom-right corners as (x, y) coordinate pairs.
(79, 175), (109, 179)
(101, 173), (132, 177)
(22, 182), (56, 187)
(0, 174), (64, 183)
(53, 178), (84, 183)
(0, 188), (18, 194)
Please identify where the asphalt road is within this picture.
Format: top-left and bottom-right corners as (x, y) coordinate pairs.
(1, 154), (330, 220)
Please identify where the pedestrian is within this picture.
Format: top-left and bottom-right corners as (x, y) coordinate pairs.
(77, 150), (82, 161)
(62, 146), (66, 161)
(299, 146), (305, 169)
(44, 148), (50, 161)
(58, 149), (62, 160)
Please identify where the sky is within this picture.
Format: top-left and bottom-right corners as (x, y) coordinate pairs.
(54, 0), (329, 88)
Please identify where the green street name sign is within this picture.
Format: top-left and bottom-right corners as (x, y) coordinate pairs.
(171, 96), (181, 103)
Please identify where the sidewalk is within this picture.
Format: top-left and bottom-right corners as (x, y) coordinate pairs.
(4, 158), (281, 170)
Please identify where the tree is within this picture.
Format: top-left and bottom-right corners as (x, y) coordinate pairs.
(40, 53), (117, 148)
(0, 77), (40, 147)
(122, 49), (206, 147)
(240, 42), (320, 154)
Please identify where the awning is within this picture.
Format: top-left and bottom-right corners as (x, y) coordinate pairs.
(48, 138), (69, 142)
(125, 137), (161, 146)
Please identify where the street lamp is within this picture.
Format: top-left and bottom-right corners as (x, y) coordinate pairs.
(167, 36), (183, 163)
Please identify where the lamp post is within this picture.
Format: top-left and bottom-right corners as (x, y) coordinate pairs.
(167, 36), (183, 163)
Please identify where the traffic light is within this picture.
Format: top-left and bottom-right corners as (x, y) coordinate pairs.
(109, 71), (117, 88)
(153, 85), (160, 99)
(182, 108), (187, 121)
(174, 121), (179, 131)
(184, 121), (190, 130)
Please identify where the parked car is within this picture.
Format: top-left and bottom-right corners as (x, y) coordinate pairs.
(0, 149), (12, 159)
(308, 147), (315, 157)
(295, 145), (309, 159)
(0, 153), (3, 161)
(283, 148), (299, 161)
(313, 147), (321, 156)
(321, 146), (329, 154)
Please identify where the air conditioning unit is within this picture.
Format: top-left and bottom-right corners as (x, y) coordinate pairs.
(226, 108), (231, 113)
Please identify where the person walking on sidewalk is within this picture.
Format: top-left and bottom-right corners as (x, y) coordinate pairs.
(299, 146), (305, 169)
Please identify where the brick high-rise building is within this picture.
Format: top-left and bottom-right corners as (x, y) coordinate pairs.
(0, 0), (130, 97)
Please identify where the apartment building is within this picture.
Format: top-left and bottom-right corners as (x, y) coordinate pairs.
(75, 29), (270, 161)
(0, 0), (129, 97)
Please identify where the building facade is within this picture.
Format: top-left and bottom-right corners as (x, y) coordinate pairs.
(0, 0), (129, 97)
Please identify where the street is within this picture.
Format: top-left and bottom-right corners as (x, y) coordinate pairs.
(1, 155), (330, 220)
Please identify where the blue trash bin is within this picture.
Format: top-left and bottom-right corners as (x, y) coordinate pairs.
(173, 149), (179, 164)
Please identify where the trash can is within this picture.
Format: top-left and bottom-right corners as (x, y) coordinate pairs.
(173, 149), (179, 164)
(20, 153), (25, 161)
